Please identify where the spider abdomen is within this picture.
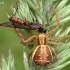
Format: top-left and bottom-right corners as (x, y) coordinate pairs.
(32, 45), (52, 66)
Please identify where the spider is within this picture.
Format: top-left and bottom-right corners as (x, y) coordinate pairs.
(11, 6), (70, 66)
(0, 4), (70, 66)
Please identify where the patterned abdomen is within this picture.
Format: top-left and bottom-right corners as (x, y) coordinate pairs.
(32, 45), (52, 66)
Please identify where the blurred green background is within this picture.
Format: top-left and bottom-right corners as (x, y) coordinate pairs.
(0, 0), (70, 70)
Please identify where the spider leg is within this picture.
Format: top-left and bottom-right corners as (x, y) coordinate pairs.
(48, 6), (60, 35)
(48, 41), (64, 45)
(48, 34), (70, 41)
(12, 28), (36, 46)
(12, 28), (24, 41)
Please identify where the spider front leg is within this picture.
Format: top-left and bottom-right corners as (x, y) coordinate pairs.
(49, 6), (60, 35)
(12, 28), (36, 46)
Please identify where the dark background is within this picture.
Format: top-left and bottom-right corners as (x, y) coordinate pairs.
(0, 0), (70, 70)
